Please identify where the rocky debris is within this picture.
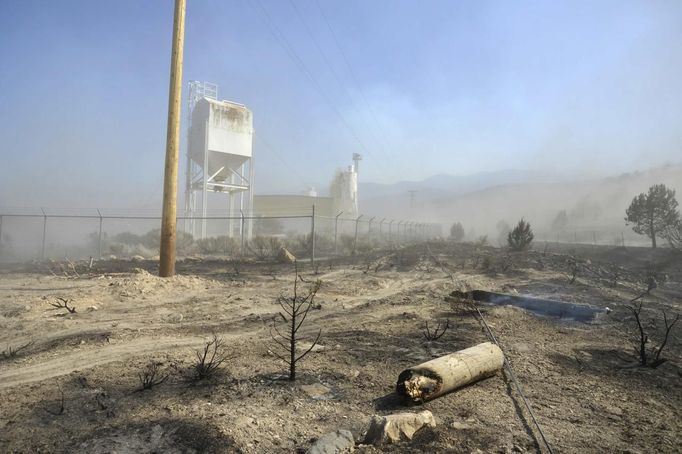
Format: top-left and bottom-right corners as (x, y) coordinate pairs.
(277, 247), (296, 264)
(301, 383), (333, 400)
(450, 419), (474, 430)
(362, 410), (436, 445)
(297, 342), (325, 353)
(306, 429), (354, 454)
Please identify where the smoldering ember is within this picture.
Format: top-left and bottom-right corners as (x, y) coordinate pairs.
(0, 1), (681, 453)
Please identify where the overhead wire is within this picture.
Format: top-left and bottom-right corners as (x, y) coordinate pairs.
(313, 0), (397, 161)
(255, 133), (312, 189)
(247, 0), (374, 159)
(286, 0), (387, 160)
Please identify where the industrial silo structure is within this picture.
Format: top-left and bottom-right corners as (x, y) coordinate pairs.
(184, 81), (254, 239)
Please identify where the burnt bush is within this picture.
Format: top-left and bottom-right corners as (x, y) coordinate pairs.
(628, 302), (679, 368)
(193, 334), (229, 381)
(247, 236), (281, 260)
(195, 236), (239, 255)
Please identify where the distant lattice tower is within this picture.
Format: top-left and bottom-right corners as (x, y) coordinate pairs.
(184, 81), (254, 239)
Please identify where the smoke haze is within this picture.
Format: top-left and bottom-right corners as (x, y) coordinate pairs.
(0, 0), (680, 227)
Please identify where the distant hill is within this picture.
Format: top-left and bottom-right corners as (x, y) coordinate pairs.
(359, 164), (682, 242)
(359, 169), (553, 200)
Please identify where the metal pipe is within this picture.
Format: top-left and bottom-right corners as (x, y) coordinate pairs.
(97, 208), (103, 259)
(310, 205), (316, 268)
(334, 211), (343, 255)
(41, 208), (47, 260)
(240, 209), (245, 254)
(353, 214), (364, 254)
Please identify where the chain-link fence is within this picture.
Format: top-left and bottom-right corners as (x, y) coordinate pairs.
(0, 207), (442, 263)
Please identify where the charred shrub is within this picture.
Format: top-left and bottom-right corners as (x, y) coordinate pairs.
(628, 302), (679, 368)
(138, 361), (169, 391)
(193, 334), (228, 381)
(248, 236), (281, 260)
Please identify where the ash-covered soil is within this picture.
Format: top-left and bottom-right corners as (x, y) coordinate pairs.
(0, 242), (680, 453)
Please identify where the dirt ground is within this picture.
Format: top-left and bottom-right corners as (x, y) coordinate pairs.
(0, 241), (680, 453)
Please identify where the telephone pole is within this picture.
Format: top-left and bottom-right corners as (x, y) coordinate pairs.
(159, 0), (187, 277)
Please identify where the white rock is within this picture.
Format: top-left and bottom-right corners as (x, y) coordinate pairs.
(306, 429), (354, 453)
(362, 410), (436, 445)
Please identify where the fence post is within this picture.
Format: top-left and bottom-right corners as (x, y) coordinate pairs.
(368, 217), (375, 242)
(310, 205), (315, 268)
(40, 208), (47, 260)
(97, 208), (103, 259)
(240, 209), (245, 254)
(353, 214), (363, 254)
(334, 211), (343, 255)
(397, 220), (403, 244)
(389, 220), (394, 243)
(379, 218), (385, 243)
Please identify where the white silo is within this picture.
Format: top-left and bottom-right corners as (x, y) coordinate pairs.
(184, 81), (254, 239)
(330, 156), (359, 218)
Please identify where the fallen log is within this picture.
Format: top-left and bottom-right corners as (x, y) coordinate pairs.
(396, 342), (504, 402)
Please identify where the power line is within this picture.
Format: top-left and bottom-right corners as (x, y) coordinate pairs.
(247, 0), (374, 159)
(287, 0), (385, 158)
(255, 133), (312, 189)
(313, 0), (396, 161)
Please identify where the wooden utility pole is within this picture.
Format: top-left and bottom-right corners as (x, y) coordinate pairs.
(159, 0), (187, 277)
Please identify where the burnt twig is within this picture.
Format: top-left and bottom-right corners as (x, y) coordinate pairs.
(49, 297), (76, 313)
(423, 320), (450, 341)
(138, 361), (169, 391)
(1, 340), (34, 360)
(193, 334), (228, 380)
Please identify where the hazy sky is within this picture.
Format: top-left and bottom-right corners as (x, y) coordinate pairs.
(1, 0), (681, 207)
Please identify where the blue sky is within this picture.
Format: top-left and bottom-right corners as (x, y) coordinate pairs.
(0, 0), (681, 207)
